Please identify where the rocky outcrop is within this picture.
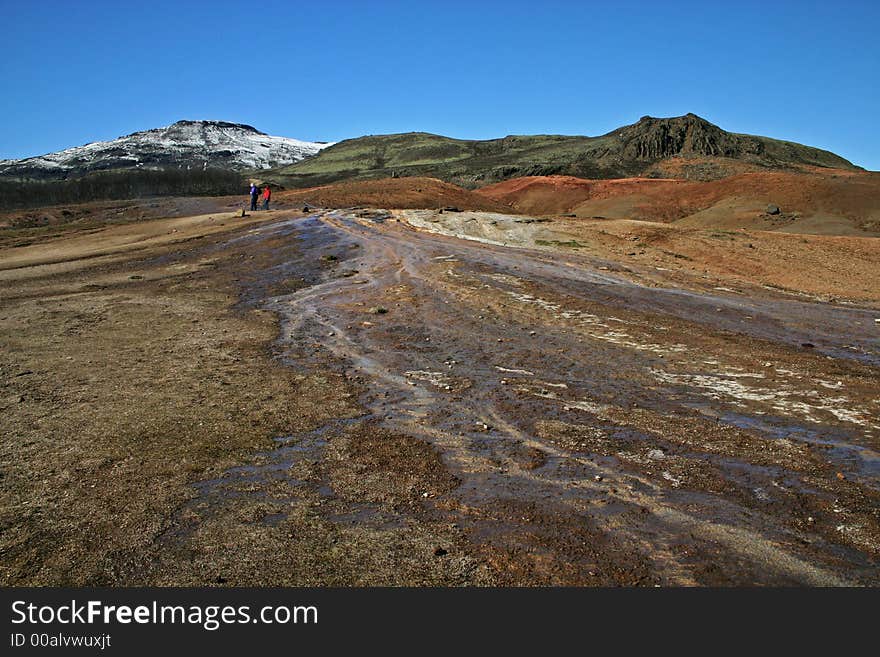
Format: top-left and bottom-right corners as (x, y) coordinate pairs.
(615, 114), (762, 160)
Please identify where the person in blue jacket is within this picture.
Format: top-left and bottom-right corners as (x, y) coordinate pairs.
(249, 183), (259, 211)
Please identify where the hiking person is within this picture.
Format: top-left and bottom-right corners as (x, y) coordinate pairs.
(249, 183), (259, 211)
(262, 185), (271, 211)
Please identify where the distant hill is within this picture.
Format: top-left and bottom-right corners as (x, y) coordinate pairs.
(0, 120), (332, 182)
(265, 114), (859, 188)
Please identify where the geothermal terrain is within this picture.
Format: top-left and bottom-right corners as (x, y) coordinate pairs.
(1, 116), (878, 586)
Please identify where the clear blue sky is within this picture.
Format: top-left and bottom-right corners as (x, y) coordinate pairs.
(2, 0), (878, 169)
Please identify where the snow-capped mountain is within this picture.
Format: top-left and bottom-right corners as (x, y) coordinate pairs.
(0, 120), (333, 180)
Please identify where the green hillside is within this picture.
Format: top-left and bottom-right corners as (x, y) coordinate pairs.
(264, 114), (859, 189)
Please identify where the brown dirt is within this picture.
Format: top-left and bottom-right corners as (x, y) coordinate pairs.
(274, 177), (512, 213)
(1, 196), (878, 587)
(476, 171), (880, 236)
(0, 196), (244, 233)
(401, 209), (880, 304)
(0, 209), (492, 586)
(555, 219), (880, 304)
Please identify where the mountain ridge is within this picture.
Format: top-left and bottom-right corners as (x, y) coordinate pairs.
(0, 120), (332, 181)
(0, 114), (861, 191)
(266, 113), (859, 188)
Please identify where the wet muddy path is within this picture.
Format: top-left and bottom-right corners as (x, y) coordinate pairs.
(194, 211), (880, 585)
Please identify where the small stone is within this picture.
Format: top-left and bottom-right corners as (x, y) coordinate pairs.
(594, 475), (603, 482)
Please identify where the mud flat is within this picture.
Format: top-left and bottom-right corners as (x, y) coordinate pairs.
(1, 205), (878, 585)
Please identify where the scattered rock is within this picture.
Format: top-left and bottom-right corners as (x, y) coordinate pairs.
(647, 449), (665, 460)
(766, 204), (780, 215)
(368, 306), (388, 315)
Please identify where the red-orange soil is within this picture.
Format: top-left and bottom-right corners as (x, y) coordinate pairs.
(476, 170), (880, 236)
(274, 177), (510, 213)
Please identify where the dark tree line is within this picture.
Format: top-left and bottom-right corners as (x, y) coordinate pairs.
(0, 168), (244, 210)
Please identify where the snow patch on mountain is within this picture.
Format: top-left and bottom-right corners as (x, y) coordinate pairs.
(0, 120), (333, 179)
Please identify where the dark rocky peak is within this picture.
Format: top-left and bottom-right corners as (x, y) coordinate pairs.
(618, 113), (743, 160)
(169, 120), (264, 134)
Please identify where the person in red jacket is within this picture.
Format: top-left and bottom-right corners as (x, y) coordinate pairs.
(262, 185), (271, 211)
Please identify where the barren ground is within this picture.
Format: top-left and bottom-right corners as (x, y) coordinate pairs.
(476, 171), (880, 236)
(1, 199), (878, 586)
